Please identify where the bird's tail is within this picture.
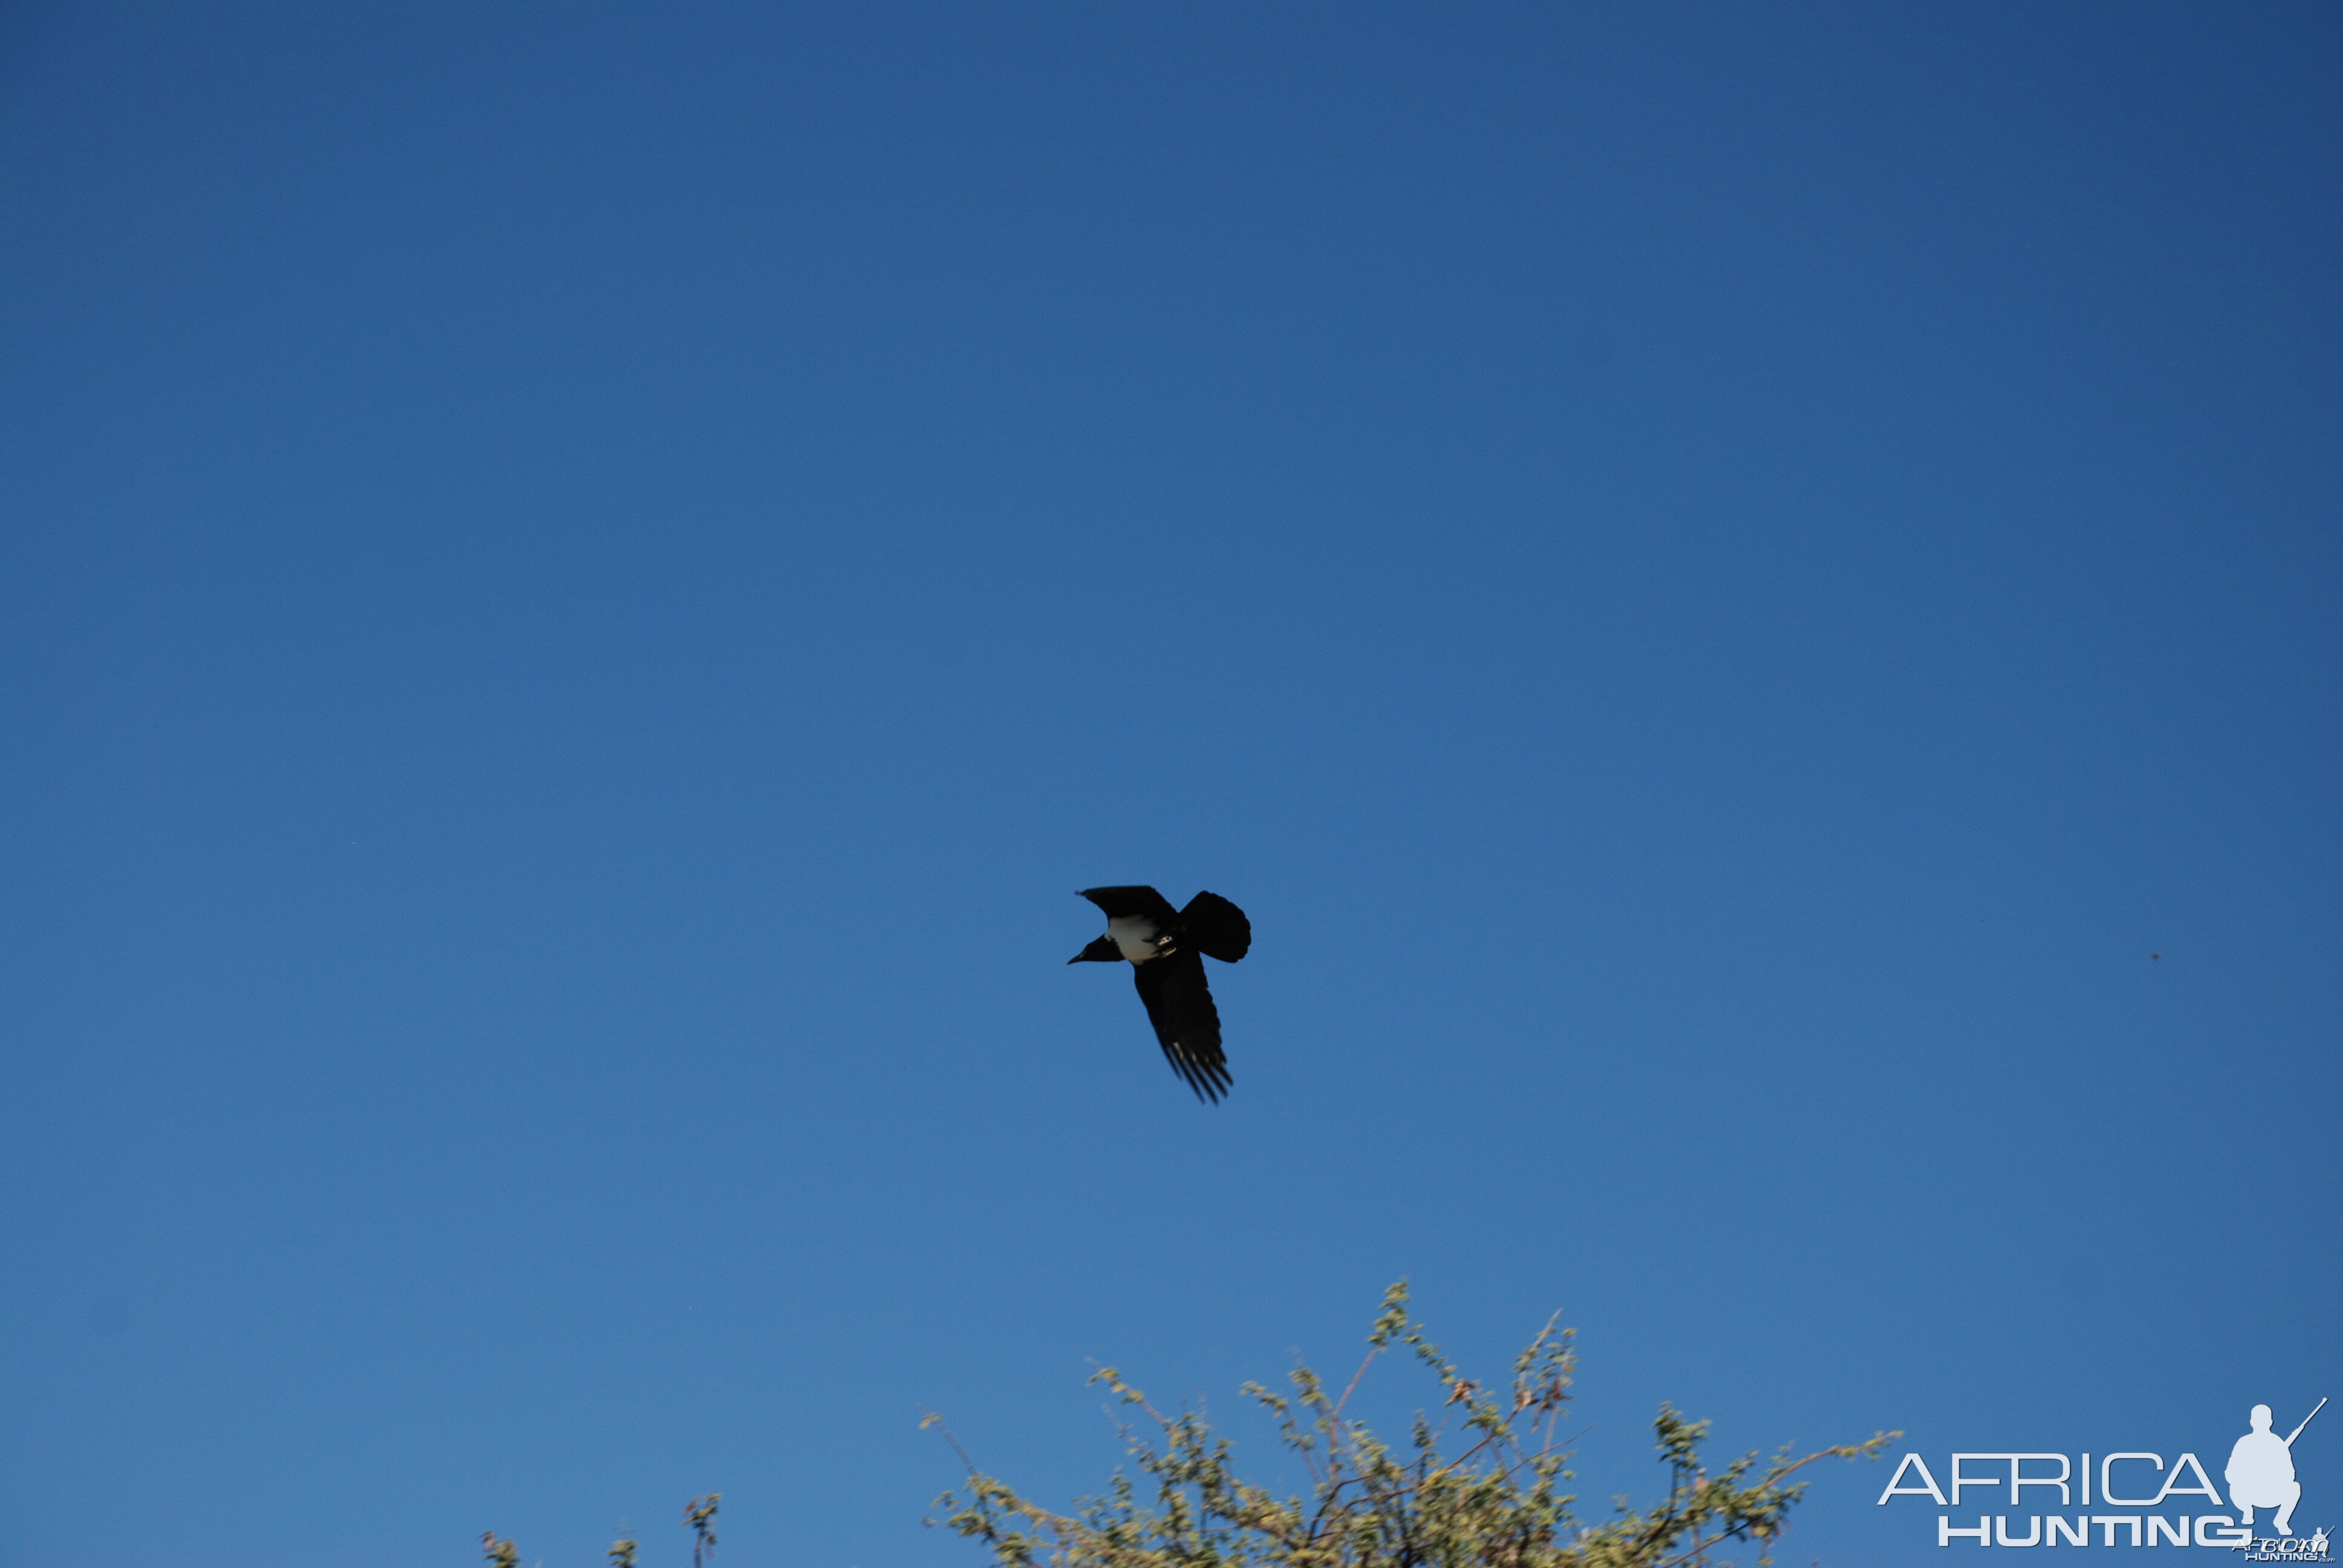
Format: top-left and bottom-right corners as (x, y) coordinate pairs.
(1182, 891), (1251, 962)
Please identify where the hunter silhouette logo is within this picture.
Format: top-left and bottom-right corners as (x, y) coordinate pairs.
(1874, 1395), (2328, 1553)
(2232, 1399), (2322, 1535)
(2237, 1400), (2328, 1563)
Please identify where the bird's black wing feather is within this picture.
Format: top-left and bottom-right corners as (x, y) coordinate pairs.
(1080, 885), (1179, 923)
(1179, 891), (1251, 962)
(1131, 951), (1231, 1102)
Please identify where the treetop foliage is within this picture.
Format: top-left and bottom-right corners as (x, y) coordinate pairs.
(928, 1283), (1892, 1568)
(482, 1492), (715, 1568)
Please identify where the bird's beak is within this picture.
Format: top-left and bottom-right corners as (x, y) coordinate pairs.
(1067, 952), (1084, 964)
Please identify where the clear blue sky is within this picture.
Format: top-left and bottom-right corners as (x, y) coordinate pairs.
(2, 5), (2336, 1566)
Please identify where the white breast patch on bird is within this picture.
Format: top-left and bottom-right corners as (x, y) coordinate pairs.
(1107, 916), (1161, 962)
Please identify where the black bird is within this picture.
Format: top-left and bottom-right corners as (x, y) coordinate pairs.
(1069, 886), (1252, 1101)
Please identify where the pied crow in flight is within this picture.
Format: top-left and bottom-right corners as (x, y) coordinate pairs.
(1068, 886), (1251, 1102)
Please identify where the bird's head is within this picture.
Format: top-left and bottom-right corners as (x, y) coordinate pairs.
(1068, 935), (1122, 964)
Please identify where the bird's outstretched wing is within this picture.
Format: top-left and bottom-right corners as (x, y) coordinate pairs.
(1131, 950), (1231, 1102)
(1080, 886), (1179, 923)
(1180, 890), (1251, 962)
